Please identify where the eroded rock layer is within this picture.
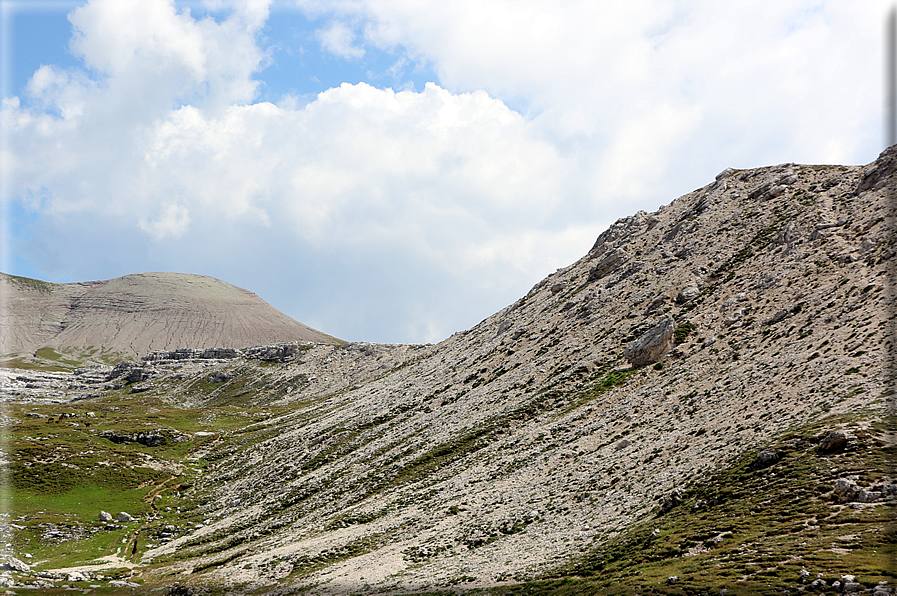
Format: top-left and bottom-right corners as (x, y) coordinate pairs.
(0, 272), (340, 361)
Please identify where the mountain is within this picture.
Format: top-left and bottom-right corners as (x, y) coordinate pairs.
(0, 271), (341, 367)
(2, 146), (894, 595)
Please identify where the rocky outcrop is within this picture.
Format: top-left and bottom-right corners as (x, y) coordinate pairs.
(100, 430), (169, 447)
(623, 317), (675, 367)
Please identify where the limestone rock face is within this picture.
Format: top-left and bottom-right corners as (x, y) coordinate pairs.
(623, 317), (675, 367)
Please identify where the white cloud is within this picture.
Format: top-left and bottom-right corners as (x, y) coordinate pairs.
(66, 0), (268, 115)
(308, 0), (889, 170)
(3, 3), (592, 341)
(317, 21), (365, 59)
(139, 203), (191, 240)
(4, 0), (893, 342)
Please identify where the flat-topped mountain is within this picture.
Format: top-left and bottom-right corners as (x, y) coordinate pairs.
(0, 271), (340, 365)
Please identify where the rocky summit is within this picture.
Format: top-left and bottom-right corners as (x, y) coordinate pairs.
(0, 146), (894, 596)
(0, 271), (341, 368)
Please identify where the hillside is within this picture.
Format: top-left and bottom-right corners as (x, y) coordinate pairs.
(1, 146), (894, 595)
(0, 271), (341, 368)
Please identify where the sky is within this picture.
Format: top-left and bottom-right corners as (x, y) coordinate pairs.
(0, 0), (893, 344)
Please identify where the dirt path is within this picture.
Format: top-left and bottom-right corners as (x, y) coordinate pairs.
(123, 475), (181, 560)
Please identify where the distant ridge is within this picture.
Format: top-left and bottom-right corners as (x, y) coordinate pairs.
(0, 271), (341, 363)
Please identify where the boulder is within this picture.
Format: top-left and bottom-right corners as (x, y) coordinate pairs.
(623, 317), (675, 367)
(615, 439), (632, 451)
(100, 430), (166, 447)
(764, 309), (789, 325)
(834, 478), (881, 503)
(99, 511), (113, 522)
(209, 370), (232, 384)
(751, 449), (780, 470)
(4, 557), (30, 572)
(588, 248), (628, 282)
(118, 512), (136, 523)
(819, 430), (848, 453)
(676, 284), (700, 303)
(660, 488), (683, 513)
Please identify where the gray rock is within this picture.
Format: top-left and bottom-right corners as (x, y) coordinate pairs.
(819, 430), (848, 453)
(615, 439), (631, 451)
(834, 478), (881, 503)
(66, 571), (88, 582)
(623, 317), (675, 367)
(118, 512), (136, 523)
(810, 578), (827, 591)
(209, 370), (232, 384)
(107, 360), (150, 383)
(588, 248), (628, 282)
(4, 557), (30, 572)
(715, 167), (736, 180)
(857, 146), (897, 193)
(752, 273), (778, 290)
(667, 575), (679, 584)
(764, 309), (789, 325)
(644, 294), (669, 313)
(751, 449), (780, 470)
(243, 343), (306, 362)
(676, 284), (700, 303)
(99, 510), (113, 522)
(660, 488), (683, 513)
(774, 222), (802, 245)
(723, 308), (744, 326)
(100, 430), (166, 447)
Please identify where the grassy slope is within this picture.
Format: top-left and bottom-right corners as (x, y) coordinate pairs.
(3, 366), (893, 595)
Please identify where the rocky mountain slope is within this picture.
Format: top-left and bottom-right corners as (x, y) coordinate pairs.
(0, 271), (341, 367)
(1, 146), (894, 595)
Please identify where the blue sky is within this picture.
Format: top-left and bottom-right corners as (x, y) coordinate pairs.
(1, 0), (892, 343)
(4, 2), (440, 113)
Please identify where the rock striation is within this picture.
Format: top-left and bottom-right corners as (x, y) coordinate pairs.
(0, 272), (341, 364)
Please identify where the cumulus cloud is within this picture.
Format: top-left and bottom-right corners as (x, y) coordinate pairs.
(3, 1), (598, 342)
(4, 0), (891, 342)
(304, 0), (888, 171)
